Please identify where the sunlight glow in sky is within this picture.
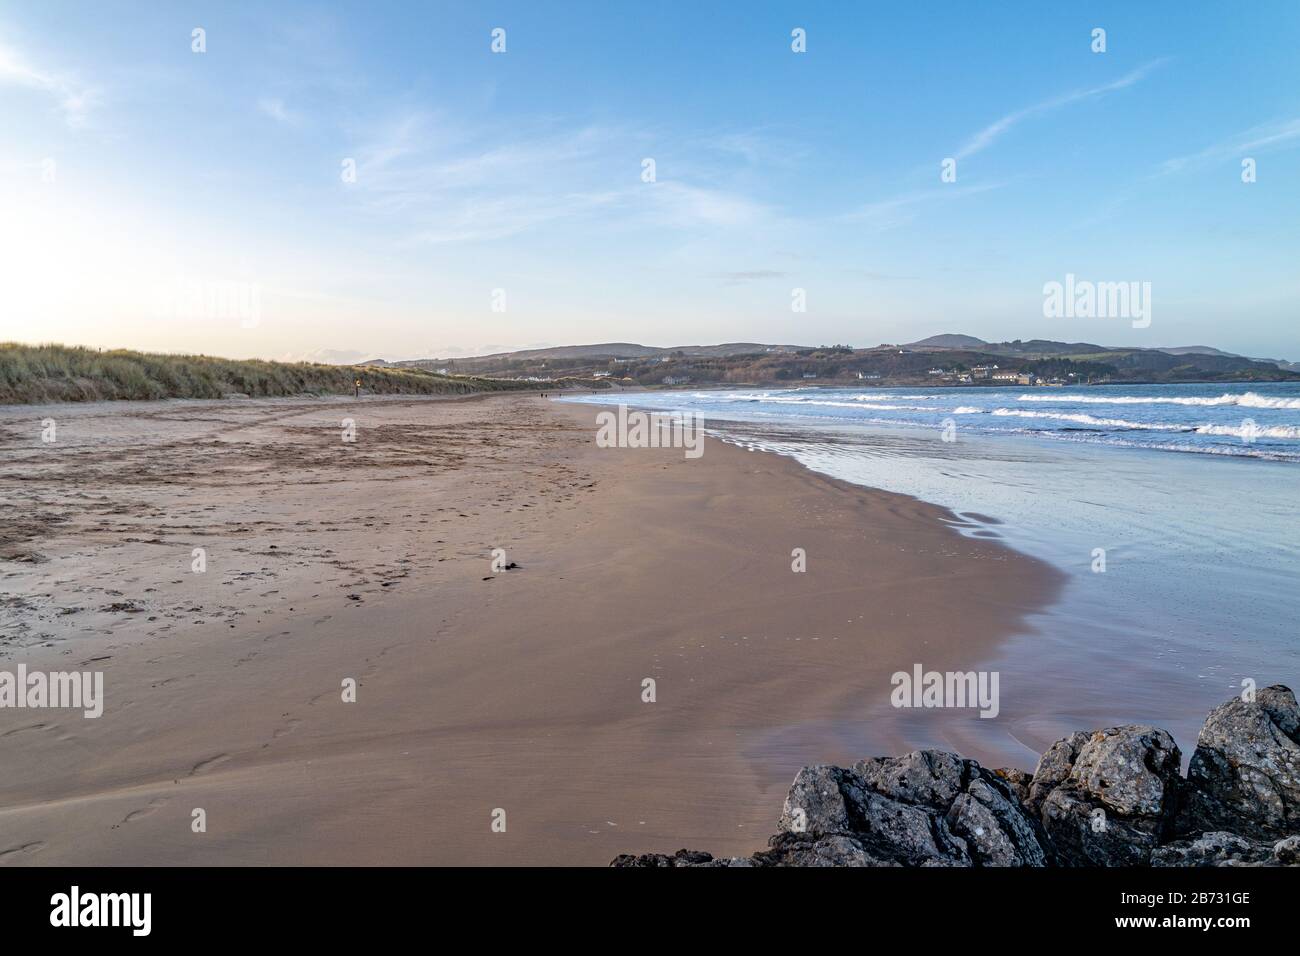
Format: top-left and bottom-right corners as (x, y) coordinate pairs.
(2, 1), (1298, 362)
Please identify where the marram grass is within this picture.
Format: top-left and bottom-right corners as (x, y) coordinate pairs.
(0, 343), (536, 404)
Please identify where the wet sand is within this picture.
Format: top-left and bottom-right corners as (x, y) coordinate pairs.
(0, 394), (1059, 865)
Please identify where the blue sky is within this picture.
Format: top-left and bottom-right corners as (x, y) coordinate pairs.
(2, 1), (1298, 362)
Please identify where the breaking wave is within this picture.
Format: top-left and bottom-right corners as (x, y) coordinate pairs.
(1015, 391), (1300, 410)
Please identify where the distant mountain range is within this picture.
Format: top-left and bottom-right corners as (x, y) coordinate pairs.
(367, 342), (807, 365)
(902, 334), (1300, 373)
(363, 335), (1298, 378)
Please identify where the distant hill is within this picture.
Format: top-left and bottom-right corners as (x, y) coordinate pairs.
(396, 342), (806, 366)
(1157, 346), (1237, 357)
(904, 334), (988, 349)
(387, 336), (1295, 374)
(399, 336), (1299, 388)
(978, 339), (1111, 356)
(1156, 345), (1299, 372)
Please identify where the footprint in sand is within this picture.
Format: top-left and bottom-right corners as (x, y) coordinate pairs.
(0, 842), (46, 863)
(0, 722), (53, 738)
(189, 753), (230, 776)
(272, 717), (302, 739)
(116, 796), (170, 826)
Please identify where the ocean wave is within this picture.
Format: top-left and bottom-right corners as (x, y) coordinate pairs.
(730, 428), (1300, 464)
(1194, 423), (1300, 440)
(853, 393), (951, 402)
(745, 397), (937, 412)
(698, 392), (773, 402)
(1015, 391), (1300, 409)
(990, 408), (1183, 430)
(1035, 432), (1300, 461)
(952, 406), (984, 414)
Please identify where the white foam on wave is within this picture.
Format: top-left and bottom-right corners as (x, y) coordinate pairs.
(751, 397), (936, 412)
(991, 408), (1181, 430)
(730, 424), (1300, 464)
(1038, 431), (1300, 462)
(853, 393), (951, 402)
(1015, 391), (1300, 409)
(1194, 423), (1300, 440)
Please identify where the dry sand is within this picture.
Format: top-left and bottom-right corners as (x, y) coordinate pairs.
(0, 393), (1060, 865)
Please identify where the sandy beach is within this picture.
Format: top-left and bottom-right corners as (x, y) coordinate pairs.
(0, 394), (1060, 865)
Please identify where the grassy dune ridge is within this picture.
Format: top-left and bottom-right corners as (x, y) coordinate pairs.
(0, 343), (539, 404)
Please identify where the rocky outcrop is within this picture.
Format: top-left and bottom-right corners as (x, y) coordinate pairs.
(1034, 725), (1182, 866)
(1149, 831), (1300, 867)
(611, 685), (1300, 867)
(764, 752), (1046, 866)
(1179, 685), (1300, 839)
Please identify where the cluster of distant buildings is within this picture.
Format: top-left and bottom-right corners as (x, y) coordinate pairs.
(924, 364), (1073, 386)
(928, 364), (1032, 385)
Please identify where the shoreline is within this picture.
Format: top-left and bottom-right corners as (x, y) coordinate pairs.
(1, 394), (1060, 864)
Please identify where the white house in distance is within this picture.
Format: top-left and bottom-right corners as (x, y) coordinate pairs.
(992, 370), (1036, 385)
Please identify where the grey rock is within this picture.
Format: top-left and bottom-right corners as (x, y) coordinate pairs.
(857, 750), (1051, 865)
(854, 750), (967, 807)
(1150, 831), (1274, 867)
(1026, 731), (1090, 815)
(1069, 726), (1182, 817)
(754, 833), (898, 867)
(993, 767), (1033, 806)
(1040, 783), (1163, 866)
(1271, 835), (1300, 864)
(777, 749), (1052, 867)
(854, 788), (970, 865)
(1260, 684), (1300, 738)
(778, 765), (856, 837)
(1029, 725), (1181, 866)
(948, 775), (1050, 867)
(609, 848), (715, 867)
(1182, 685), (1300, 839)
(778, 758), (972, 864)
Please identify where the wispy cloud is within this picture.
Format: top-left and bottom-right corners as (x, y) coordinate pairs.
(410, 191), (622, 243)
(348, 115), (631, 240)
(1077, 115), (1300, 229)
(1160, 117), (1300, 175)
(842, 268), (922, 281)
(698, 128), (808, 169)
(844, 181), (1005, 229)
(257, 97), (300, 125)
(955, 59), (1168, 160)
(0, 41), (100, 127)
(713, 269), (788, 284)
(344, 113), (774, 242)
(644, 181), (770, 229)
